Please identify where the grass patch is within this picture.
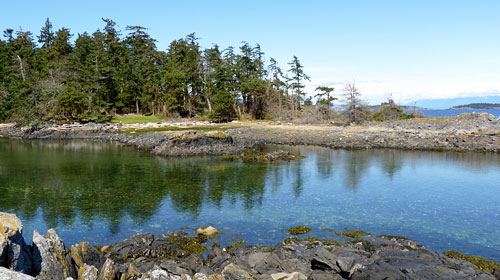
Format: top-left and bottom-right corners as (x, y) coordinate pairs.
(122, 126), (235, 134)
(111, 114), (166, 124)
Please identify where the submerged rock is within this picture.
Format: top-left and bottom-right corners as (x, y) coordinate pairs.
(0, 212), (32, 274)
(196, 226), (218, 237)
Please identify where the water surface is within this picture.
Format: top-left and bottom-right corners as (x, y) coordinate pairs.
(1, 139), (499, 259)
(409, 108), (500, 118)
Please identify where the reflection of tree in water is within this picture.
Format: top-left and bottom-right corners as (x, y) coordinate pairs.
(315, 149), (338, 179)
(0, 140), (277, 233)
(343, 151), (371, 191)
(377, 150), (404, 180)
(163, 158), (272, 216)
(3, 140), (499, 235)
(291, 160), (303, 197)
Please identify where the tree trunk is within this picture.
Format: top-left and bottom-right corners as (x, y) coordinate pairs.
(136, 100), (139, 114)
(16, 55), (26, 82)
(207, 98), (212, 112)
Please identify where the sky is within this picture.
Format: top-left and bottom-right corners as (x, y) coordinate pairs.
(2, 0), (500, 105)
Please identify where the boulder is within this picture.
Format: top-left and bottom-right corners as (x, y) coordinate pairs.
(0, 266), (35, 280)
(32, 229), (76, 279)
(0, 212), (32, 274)
(196, 226), (218, 237)
(221, 263), (253, 280)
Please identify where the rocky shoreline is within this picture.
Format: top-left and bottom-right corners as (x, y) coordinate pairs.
(0, 113), (499, 155)
(1, 212), (499, 280)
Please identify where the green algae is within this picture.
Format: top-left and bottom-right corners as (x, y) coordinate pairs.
(283, 226), (312, 235)
(335, 230), (370, 241)
(444, 251), (500, 272)
(221, 149), (305, 162)
(226, 241), (246, 250)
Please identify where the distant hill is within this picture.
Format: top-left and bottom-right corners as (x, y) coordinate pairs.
(404, 95), (500, 109)
(450, 103), (500, 109)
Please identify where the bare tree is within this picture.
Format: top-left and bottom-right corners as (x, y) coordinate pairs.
(342, 80), (364, 123)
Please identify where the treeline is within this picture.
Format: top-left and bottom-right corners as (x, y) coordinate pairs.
(451, 103), (500, 109)
(0, 18), (312, 123)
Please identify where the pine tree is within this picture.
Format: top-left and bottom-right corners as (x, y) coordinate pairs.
(287, 56), (310, 111)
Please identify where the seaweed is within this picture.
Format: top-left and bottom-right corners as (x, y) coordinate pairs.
(283, 226), (312, 235)
(444, 251), (500, 272)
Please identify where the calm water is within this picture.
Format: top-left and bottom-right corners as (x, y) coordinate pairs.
(1, 139), (500, 259)
(410, 108), (500, 118)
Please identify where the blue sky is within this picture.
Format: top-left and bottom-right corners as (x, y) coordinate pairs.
(2, 0), (500, 105)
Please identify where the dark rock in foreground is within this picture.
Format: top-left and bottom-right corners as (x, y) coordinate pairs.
(1, 212), (499, 279)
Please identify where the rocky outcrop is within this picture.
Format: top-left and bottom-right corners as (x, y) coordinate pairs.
(2, 112), (499, 155)
(1, 212), (500, 279)
(152, 132), (244, 156)
(32, 229), (76, 279)
(0, 212), (32, 274)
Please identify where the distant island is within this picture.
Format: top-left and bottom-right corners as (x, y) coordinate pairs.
(450, 103), (500, 109)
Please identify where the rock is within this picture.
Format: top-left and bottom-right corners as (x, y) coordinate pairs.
(252, 253), (282, 274)
(271, 272), (307, 280)
(196, 226), (218, 237)
(97, 258), (118, 280)
(246, 252), (270, 268)
(0, 212), (32, 274)
(32, 229), (76, 279)
(70, 242), (103, 271)
(0, 266), (35, 280)
(221, 263), (253, 280)
(193, 273), (208, 280)
(160, 259), (191, 276)
(351, 249), (496, 280)
(109, 232), (154, 260)
(310, 247), (339, 273)
(139, 268), (173, 280)
(77, 264), (99, 280)
(309, 270), (343, 280)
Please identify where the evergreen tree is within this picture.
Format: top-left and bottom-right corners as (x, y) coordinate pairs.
(121, 25), (160, 114)
(287, 55), (310, 111)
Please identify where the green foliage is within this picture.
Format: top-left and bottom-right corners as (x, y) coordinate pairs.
(111, 114), (165, 124)
(374, 99), (415, 121)
(288, 56), (310, 111)
(0, 19), (311, 123)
